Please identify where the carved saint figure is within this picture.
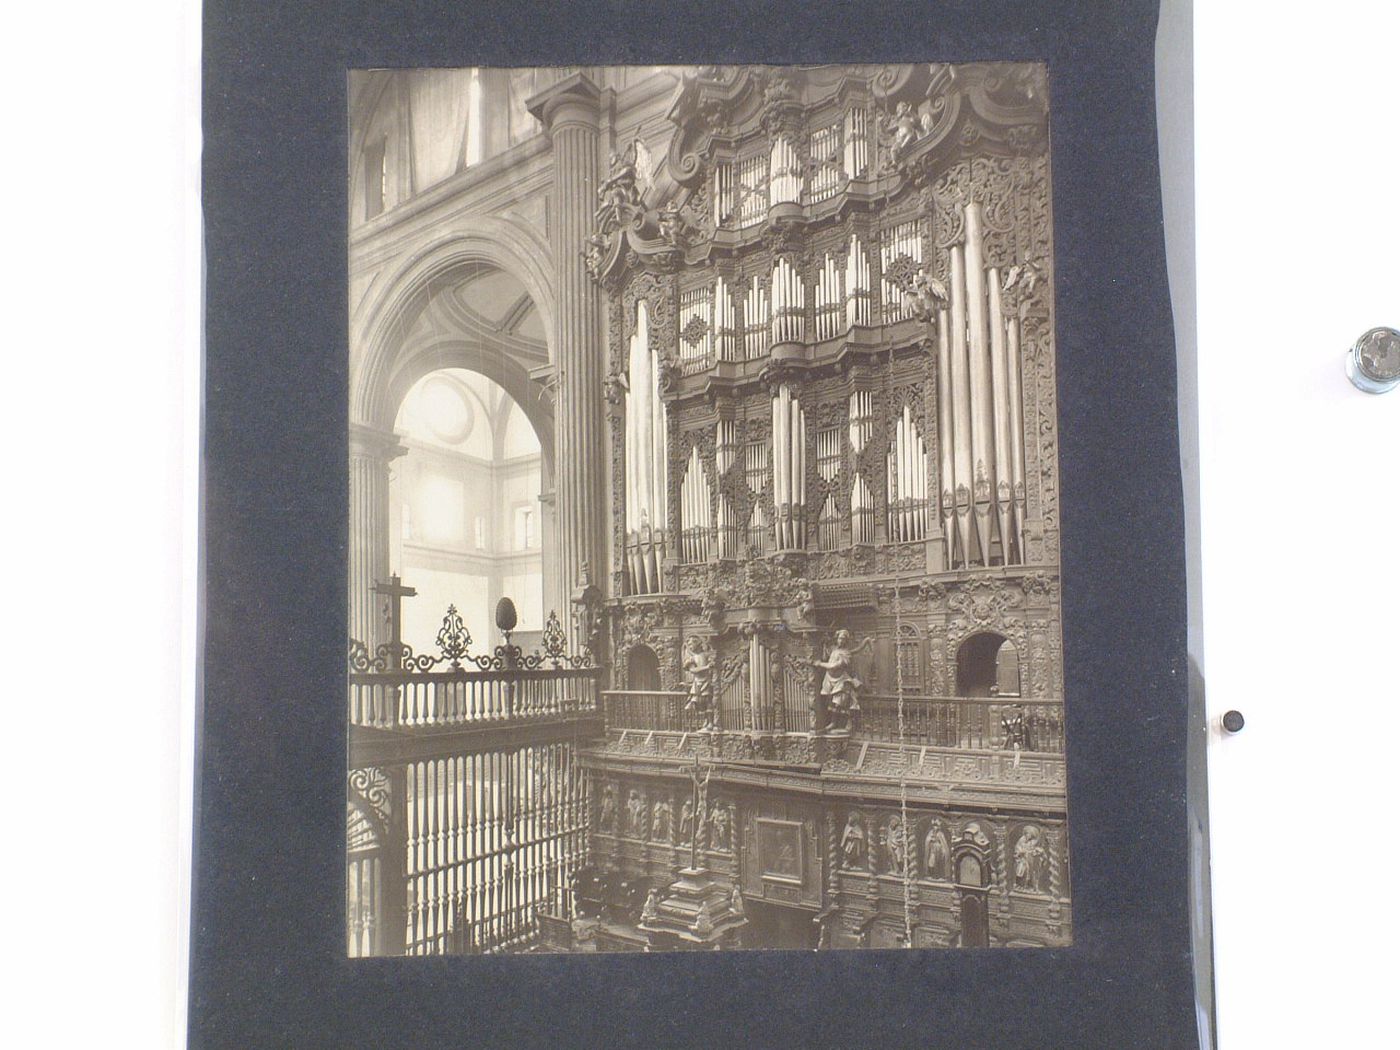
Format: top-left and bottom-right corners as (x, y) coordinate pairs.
(626, 789), (647, 839)
(812, 630), (871, 731)
(682, 636), (717, 729)
(652, 798), (673, 842)
(598, 784), (616, 833)
(1014, 825), (1050, 894)
(709, 804), (732, 852)
(884, 816), (909, 876)
(924, 822), (951, 880)
(841, 811), (867, 869)
(640, 887), (660, 924)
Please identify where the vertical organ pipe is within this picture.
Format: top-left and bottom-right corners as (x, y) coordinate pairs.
(964, 202), (994, 565)
(988, 269), (1015, 563)
(949, 246), (975, 563)
(1006, 315), (1028, 559)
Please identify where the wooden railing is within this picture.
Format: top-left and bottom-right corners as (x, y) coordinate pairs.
(862, 695), (1066, 753)
(600, 690), (704, 733)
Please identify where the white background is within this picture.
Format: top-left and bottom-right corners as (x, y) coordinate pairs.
(2, 2), (1395, 1046)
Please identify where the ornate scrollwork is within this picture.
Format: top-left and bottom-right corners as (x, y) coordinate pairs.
(435, 605), (472, 669)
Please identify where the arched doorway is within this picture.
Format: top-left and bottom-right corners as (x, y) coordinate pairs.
(955, 632), (1021, 697)
(348, 250), (560, 652)
(390, 368), (547, 655)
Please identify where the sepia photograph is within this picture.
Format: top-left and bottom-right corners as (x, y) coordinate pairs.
(346, 62), (1069, 955)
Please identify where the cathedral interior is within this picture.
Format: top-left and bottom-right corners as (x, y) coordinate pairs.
(346, 62), (1069, 955)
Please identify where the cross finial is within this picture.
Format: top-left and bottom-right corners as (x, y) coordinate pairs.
(372, 575), (416, 666)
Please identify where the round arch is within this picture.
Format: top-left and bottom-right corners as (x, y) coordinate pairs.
(383, 338), (555, 476)
(352, 220), (557, 430)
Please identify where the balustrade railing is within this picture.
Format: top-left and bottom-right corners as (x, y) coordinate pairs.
(862, 695), (1066, 753)
(350, 668), (601, 729)
(601, 690), (703, 734)
(348, 598), (599, 730)
(600, 688), (1065, 755)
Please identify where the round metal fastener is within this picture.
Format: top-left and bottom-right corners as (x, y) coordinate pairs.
(1221, 710), (1245, 734)
(1346, 326), (1400, 394)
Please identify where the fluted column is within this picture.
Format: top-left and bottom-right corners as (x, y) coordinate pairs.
(349, 422), (407, 648)
(530, 75), (606, 645)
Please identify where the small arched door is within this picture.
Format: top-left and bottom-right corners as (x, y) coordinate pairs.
(955, 632), (1021, 697)
(626, 645), (662, 691)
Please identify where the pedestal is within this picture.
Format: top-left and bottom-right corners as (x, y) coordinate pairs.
(639, 867), (747, 949)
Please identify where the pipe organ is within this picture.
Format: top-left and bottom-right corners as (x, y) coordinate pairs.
(582, 62), (1066, 954)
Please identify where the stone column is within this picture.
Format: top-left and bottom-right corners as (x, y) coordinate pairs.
(529, 74), (607, 645)
(349, 422), (407, 648)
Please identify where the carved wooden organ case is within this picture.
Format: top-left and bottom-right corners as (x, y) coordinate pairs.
(591, 63), (1064, 723)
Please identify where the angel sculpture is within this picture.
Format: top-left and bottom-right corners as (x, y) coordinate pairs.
(812, 629), (873, 732)
(682, 636), (717, 730)
(903, 268), (949, 322)
(593, 148), (642, 231)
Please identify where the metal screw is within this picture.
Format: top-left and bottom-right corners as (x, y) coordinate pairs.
(1346, 326), (1400, 394)
(1221, 710), (1245, 734)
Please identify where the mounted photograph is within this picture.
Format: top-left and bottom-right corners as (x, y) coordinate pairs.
(346, 62), (1069, 956)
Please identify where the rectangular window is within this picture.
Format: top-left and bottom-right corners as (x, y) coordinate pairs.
(513, 503), (536, 550)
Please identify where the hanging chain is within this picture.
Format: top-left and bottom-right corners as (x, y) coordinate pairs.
(889, 344), (915, 948)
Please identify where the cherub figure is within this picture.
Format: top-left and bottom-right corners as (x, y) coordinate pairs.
(657, 200), (687, 248)
(812, 629), (873, 732)
(582, 230), (610, 278)
(883, 100), (923, 158)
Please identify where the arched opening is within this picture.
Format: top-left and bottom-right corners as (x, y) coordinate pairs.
(626, 645), (662, 691)
(390, 368), (546, 655)
(954, 632), (1021, 697)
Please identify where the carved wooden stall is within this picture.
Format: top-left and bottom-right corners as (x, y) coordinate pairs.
(575, 63), (1072, 952)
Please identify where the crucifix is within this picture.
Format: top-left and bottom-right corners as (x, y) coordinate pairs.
(687, 752), (714, 871)
(372, 574), (416, 667)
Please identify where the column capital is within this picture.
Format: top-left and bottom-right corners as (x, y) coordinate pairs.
(349, 422), (408, 462)
(527, 72), (602, 134)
